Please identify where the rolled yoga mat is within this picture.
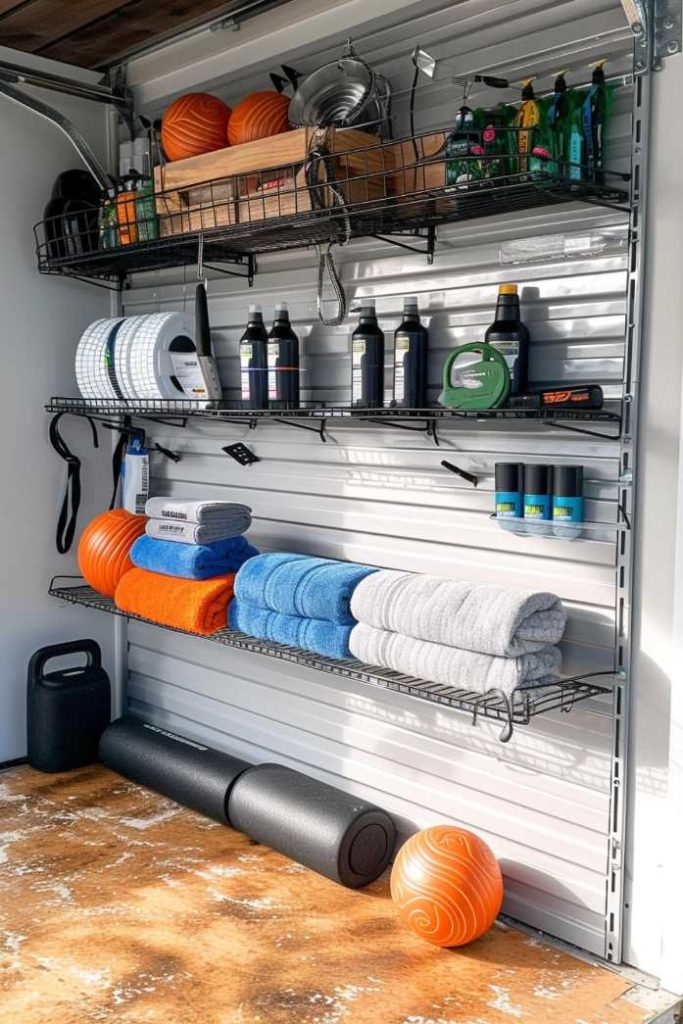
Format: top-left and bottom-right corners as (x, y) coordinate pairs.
(228, 763), (396, 888)
(99, 716), (251, 825)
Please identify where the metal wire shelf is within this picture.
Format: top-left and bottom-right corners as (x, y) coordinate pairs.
(46, 396), (624, 442)
(49, 578), (614, 743)
(34, 123), (631, 286)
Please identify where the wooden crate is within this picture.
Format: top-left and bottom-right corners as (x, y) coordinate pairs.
(155, 127), (391, 235)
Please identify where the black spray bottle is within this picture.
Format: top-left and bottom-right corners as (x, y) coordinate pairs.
(351, 300), (384, 408)
(267, 302), (300, 409)
(393, 296), (429, 408)
(239, 304), (269, 409)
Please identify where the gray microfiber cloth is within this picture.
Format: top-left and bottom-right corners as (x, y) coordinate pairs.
(350, 570), (567, 658)
(349, 623), (562, 696)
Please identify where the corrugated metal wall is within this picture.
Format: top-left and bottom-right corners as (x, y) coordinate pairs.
(122, 0), (635, 960)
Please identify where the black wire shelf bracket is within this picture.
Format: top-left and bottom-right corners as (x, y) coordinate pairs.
(45, 397), (624, 443)
(49, 578), (614, 743)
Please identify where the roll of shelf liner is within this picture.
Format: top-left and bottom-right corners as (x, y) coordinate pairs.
(228, 762), (396, 888)
(99, 716), (250, 825)
(116, 311), (197, 400)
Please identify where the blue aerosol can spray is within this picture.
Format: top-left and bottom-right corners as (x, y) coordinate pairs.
(524, 464), (553, 522)
(495, 463), (524, 521)
(552, 465), (583, 538)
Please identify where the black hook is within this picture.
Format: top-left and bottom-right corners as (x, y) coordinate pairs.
(441, 459), (478, 486)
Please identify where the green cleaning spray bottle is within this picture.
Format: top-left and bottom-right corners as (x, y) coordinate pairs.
(547, 71), (570, 176)
(446, 104), (485, 187)
(582, 60), (608, 184)
(514, 79), (540, 175)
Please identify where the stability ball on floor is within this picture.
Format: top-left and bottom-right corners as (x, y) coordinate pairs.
(390, 825), (504, 947)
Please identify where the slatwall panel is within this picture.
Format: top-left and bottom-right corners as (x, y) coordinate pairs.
(119, 0), (635, 958)
(120, 200), (628, 957)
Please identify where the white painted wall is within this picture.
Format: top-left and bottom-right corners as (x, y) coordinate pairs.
(0, 49), (114, 762)
(624, 49), (683, 993)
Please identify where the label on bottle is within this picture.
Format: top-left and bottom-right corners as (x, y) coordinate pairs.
(491, 339), (519, 377)
(394, 333), (409, 403)
(267, 341), (279, 401)
(169, 353), (206, 396)
(524, 494), (552, 520)
(240, 343), (252, 401)
(569, 127), (583, 181)
(352, 337), (366, 404)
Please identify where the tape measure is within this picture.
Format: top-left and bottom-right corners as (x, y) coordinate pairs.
(438, 342), (510, 410)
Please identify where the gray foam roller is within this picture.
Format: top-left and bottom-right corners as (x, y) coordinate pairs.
(228, 763), (396, 888)
(99, 716), (250, 825)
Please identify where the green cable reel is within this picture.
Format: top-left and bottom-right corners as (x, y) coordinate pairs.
(438, 342), (511, 410)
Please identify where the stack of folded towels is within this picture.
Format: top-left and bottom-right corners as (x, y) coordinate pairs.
(114, 498), (259, 636)
(348, 571), (567, 695)
(229, 552), (377, 659)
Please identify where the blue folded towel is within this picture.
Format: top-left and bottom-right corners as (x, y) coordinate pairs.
(131, 534), (259, 581)
(229, 600), (353, 660)
(233, 553), (377, 624)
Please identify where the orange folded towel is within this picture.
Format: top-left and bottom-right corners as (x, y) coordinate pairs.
(115, 568), (235, 636)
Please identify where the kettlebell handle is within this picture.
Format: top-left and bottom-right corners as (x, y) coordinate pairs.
(28, 639), (102, 686)
(442, 342), (508, 388)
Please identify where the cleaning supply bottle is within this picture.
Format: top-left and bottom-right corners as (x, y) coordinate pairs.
(583, 61), (608, 185)
(393, 296), (428, 408)
(529, 96), (554, 177)
(484, 283), (529, 396)
(514, 79), (540, 175)
(98, 187), (119, 249)
(568, 89), (585, 181)
(495, 463), (524, 522)
(445, 105), (485, 188)
(352, 301), (384, 408)
(268, 302), (300, 410)
(116, 177), (138, 246)
(524, 464), (553, 524)
(547, 71), (570, 176)
(239, 304), (269, 410)
(552, 465), (584, 538)
(135, 151), (158, 242)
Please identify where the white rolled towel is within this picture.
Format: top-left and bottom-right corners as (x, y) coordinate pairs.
(349, 623), (562, 696)
(350, 570), (566, 658)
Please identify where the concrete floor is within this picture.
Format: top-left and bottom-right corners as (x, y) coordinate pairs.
(0, 764), (674, 1023)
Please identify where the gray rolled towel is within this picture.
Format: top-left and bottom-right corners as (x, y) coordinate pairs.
(349, 623), (563, 696)
(350, 570), (566, 657)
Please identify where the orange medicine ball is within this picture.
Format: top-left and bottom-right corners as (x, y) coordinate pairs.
(162, 92), (232, 161)
(390, 825), (504, 947)
(78, 509), (146, 598)
(227, 90), (290, 146)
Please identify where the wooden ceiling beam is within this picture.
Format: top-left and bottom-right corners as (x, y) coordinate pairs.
(0, 0), (135, 53)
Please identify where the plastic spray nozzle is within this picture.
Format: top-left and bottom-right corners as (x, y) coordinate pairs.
(592, 60), (607, 82)
(521, 78), (536, 99)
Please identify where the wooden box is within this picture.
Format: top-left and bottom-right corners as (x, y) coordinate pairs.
(387, 133), (448, 200)
(154, 127), (392, 235)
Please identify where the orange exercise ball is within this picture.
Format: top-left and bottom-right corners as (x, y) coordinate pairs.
(227, 90), (290, 146)
(78, 509), (146, 598)
(390, 825), (504, 947)
(161, 92), (232, 161)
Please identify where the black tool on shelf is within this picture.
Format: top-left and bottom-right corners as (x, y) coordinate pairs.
(48, 577), (614, 743)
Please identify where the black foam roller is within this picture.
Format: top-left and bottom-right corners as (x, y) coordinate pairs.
(228, 763), (396, 888)
(99, 716), (250, 825)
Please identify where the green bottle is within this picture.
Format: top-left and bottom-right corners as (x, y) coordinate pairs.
(582, 62), (608, 185)
(446, 106), (485, 187)
(567, 90), (585, 182)
(529, 96), (555, 177)
(547, 72), (570, 176)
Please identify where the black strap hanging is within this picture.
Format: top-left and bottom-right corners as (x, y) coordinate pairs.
(49, 413), (99, 554)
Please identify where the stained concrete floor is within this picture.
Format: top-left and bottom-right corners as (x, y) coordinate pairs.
(0, 765), (670, 1024)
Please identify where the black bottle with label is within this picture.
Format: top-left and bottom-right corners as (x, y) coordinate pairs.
(239, 304), (269, 409)
(484, 283), (530, 396)
(268, 302), (300, 409)
(393, 296), (428, 408)
(352, 300), (384, 408)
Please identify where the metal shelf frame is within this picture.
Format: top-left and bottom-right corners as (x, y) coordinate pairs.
(49, 578), (614, 745)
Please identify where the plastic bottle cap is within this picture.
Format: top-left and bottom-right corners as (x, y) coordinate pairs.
(360, 299), (375, 311)
(274, 302), (288, 314)
(524, 464), (553, 495)
(249, 304), (262, 314)
(553, 465), (583, 497)
(495, 462), (524, 492)
(404, 296), (418, 307)
(499, 284), (518, 295)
